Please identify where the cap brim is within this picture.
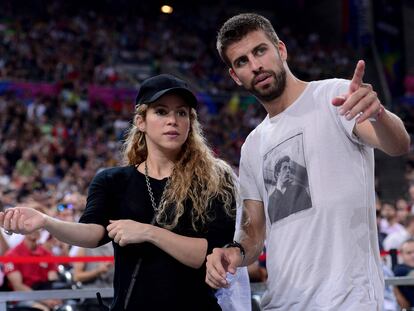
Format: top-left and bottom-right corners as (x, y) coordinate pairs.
(143, 87), (197, 108)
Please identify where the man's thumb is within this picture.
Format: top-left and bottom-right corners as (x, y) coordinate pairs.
(227, 262), (237, 274)
(332, 95), (346, 107)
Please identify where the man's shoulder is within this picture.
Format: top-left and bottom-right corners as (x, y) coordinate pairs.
(309, 78), (350, 99)
(34, 245), (54, 256)
(386, 229), (408, 240)
(312, 78), (349, 88)
(5, 241), (27, 256)
(241, 118), (268, 150)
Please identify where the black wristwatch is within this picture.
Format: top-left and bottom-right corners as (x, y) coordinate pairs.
(224, 241), (246, 263)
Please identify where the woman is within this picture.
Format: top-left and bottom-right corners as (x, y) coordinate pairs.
(0, 74), (237, 310)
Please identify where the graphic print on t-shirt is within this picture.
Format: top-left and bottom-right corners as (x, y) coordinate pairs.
(263, 133), (312, 224)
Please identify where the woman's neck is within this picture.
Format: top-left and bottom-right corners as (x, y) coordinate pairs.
(141, 153), (176, 179)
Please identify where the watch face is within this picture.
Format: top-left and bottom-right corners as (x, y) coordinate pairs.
(226, 241), (245, 256)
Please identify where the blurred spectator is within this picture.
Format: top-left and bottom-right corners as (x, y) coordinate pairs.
(55, 202), (75, 222)
(409, 184), (414, 212)
(247, 248), (267, 283)
(42, 201), (76, 262)
(393, 239), (414, 309)
(247, 261), (267, 283)
(3, 230), (62, 311)
(73, 242), (114, 288)
(62, 191), (87, 221)
(380, 201), (405, 235)
(404, 67), (414, 96)
(396, 198), (410, 225)
(14, 149), (36, 178)
(377, 209), (387, 252)
(384, 215), (414, 251)
(43, 234), (70, 257)
(382, 262), (399, 311)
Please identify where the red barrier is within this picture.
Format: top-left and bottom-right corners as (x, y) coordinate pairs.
(0, 256), (114, 263)
(380, 250), (400, 257)
(0, 251), (397, 264)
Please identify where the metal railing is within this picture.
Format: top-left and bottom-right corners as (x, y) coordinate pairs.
(0, 288), (113, 311)
(0, 278), (413, 311)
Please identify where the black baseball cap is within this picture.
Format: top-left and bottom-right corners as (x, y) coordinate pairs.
(135, 74), (198, 108)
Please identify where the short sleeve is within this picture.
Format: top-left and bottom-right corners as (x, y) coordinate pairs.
(79, 169), (112, 245)
(327, 79), (362, 145)
(239, 144), (262, 202)
(3, 261), (17, 276)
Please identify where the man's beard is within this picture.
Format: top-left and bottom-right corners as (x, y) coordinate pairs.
(249, 67), (287, 102)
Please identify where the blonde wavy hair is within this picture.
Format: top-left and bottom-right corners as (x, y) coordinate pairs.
(122, 104), (236, 231)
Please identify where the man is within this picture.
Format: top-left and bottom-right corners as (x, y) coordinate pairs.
(393, 239), (414, 309)
(395, 198), (409, 225)
(4, 230), (61, 311)
(409, 184), (414, 212)
(384, 214), (414, 251)
(267, 155), (311, 223)
(380, 201), (405, 235)
(205, 13), (410, 310)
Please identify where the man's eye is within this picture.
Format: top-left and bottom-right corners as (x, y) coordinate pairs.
(256, 47), (266, 56)
(236, 58), (247, 67)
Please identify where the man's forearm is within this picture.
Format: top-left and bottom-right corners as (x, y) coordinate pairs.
(234, 200), (266, 266)
(372, 109), (410, 156)
(12, 283), (32, 291)
(235, 227), (264, 266)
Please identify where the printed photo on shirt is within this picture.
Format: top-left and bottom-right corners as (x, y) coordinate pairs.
(263, 133), (312, 224)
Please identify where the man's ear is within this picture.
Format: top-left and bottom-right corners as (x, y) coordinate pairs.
(229, 68), (243, 86)
(278, 40), (288, 62)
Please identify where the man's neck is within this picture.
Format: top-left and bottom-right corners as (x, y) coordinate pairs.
(387, 218), (397, 226)
(263, 77), (308, 118)
(23, 239), (37, 251)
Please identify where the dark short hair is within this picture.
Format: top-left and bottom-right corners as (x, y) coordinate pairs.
(382, 200), (397, 210)
(216, 13), (280, 67)
(274, 155), (290, 179)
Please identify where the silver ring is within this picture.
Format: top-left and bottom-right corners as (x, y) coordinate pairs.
(4, 230), (13, 235)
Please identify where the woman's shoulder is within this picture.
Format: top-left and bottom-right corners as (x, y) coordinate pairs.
(92, 165), (136, 184)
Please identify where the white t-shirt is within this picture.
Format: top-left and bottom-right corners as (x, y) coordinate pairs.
(380, 219), (405, 236)
(239, 79), (383, 311)
(383, 229), (410, 251)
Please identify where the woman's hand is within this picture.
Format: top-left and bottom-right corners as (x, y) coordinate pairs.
(0, 207), (47, 234)
(107, 219), (151, 246)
